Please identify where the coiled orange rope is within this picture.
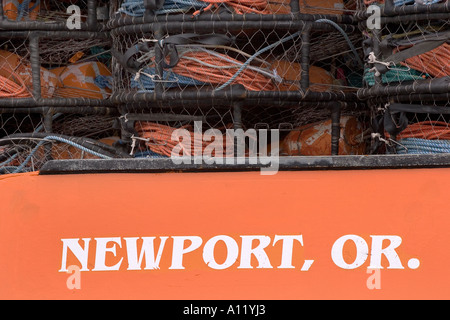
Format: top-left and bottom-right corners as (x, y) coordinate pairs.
(172, 50), (276, 91)
(397, 121), (450, 140)
(400, 43), (450, 78)
(0, 70), (31, 98)
(135, 122), (233, 157)
(193, 0), (272, 16)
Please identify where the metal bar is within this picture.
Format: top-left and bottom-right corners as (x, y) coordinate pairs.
(154, 26), (165, 96)
(110, 89), (358, 105)
(87, 0), (98, 31)
(0, 107), (119, 115)
(110, 20), (356, 37)
(331, 102), (341, 156)
(357, 78), (450, 99)
(107, 11), (356, 30)
(39, 154), (450, 175)
(383, 1), (450, 16)
(0, 30), (110, 40)
(29, 35), (41, 100)
(300, 24), (311, 91)
(0, 98), (115, 108)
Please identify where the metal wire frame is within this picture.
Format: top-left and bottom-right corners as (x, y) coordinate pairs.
(383, 0), (450, 16)
(354, 0), (450, 21)
(356, 13), (450, 104)
(107, 0), (358, 30)
(116, 99), (348, 159)
(38, 153), (450, 174)
(0, 30), (114, 109)
(109, 19), (360, 107)
(0, 0), (106, 31)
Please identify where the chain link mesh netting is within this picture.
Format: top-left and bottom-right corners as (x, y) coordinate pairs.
(0, 31), (118, 174)
(358, 0), (449, 155)
(112, 0), (358, 17)
(111, 17), (368, 157)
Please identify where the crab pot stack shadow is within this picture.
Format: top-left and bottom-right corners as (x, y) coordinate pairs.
(356, 0), (450, 155)
(109, 0), (370, 160)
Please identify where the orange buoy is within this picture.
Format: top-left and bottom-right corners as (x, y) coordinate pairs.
(50, 62), (112, 100)
(280, 116), (366, 156)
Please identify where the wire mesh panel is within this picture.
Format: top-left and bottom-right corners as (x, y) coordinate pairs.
(359, 15), (449, 98)
(108, 0), (359, 27)
(357, 0), (450, 156)
(0, 108), (126, 174)
(111, 20), (362, 103)
(0, 31), (113, 106)
(0, 29), (121, 175)
(109, 15), (369, 160)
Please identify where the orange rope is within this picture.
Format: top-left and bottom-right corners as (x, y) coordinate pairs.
(399, 43), (450, 78)
(0, 69), (31, 98)
(171, 50), (276, 91)
(396, 121), (450, 140)
(193, 0), (272, 16)
(135, 122), (233, 157)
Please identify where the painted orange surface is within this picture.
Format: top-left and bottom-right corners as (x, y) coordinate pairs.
(0, 169), (449, 300)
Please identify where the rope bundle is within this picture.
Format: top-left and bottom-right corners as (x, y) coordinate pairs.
(134, 47), (277, 92)
(400, 43), (450, 79)
(397, 121), (450, 140)
(394, 121), (450, 154)
(0, 71), (31, 98)
(135, 122), (233, 158)
(172, 50), (276, 91)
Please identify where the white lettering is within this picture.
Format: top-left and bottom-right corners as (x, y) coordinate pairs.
(59, 238), (90, 272)
(273, 235), (303, 269)
(369, 235), (404, 269)
(203, 235), (239, 270)
(238, 236), (273, 269)
(169, 236), (203, 270)
(93, 238), (123, 271)
(125, 237), (169, 270)
(331, 235), (369, 269)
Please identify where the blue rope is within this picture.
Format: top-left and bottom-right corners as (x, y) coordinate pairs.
(214, 19), (361, 91)
(119, 0), (208, 16)
(396, 138), (450, 154)
(214, 31), (303, 91)
(394, 0), (441, 5)
(135, 151), (169, 158)
(0, 153), (18, 167)
(10, 136), (113, 174)
(95, 75), (113, 90)
(16, 0), (40, 21)
(0, 136), (113, 175)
